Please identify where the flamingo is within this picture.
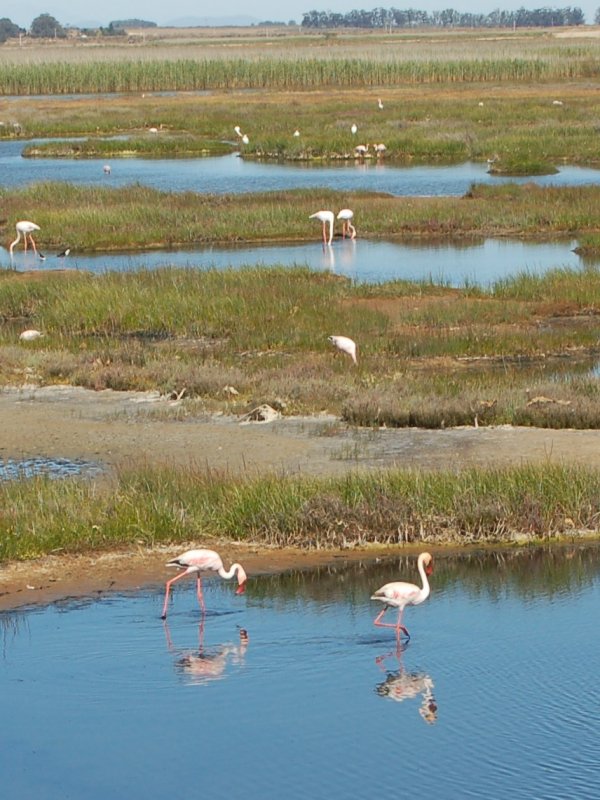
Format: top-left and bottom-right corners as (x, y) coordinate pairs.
(378, 98), (384, 110)
(354, 144), (369, 157)
(234, 125), (243, 137)
(9, 220), (40, 257)
(337, 208), (356, 240)
(241, 134), (249, 145)
(161, 548), (247, 619)
(19, 329), (44, 341)
(371, 552), (433, 641)
(328, 334), (357, 365)
(310, 210), (334, 246)
(373, 143), (387, 158)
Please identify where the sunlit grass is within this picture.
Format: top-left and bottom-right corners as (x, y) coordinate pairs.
(1, 461), (599, 561)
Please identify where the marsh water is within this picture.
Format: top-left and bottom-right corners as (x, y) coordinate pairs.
(1, 546), (599, 800)
(2, 139), (599, 282)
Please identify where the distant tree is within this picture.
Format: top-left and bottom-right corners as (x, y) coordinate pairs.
(30, 13), (66, 38)
(109, 19), (157, 28)
(0, 17), (22, 43)
(595, 7), (600, 23)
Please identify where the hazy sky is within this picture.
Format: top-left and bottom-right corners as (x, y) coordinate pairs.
(3, 1), (599, 28)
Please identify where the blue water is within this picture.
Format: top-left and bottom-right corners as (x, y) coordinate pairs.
(2, 139), (600, 196)
(1, 548), (599, 800)
(0, 456), (103, 481)
(0, 237), (587, 287)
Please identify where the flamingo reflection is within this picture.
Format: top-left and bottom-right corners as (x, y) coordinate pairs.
(164, 618), (249, 685)
(375, 645), (437, 724)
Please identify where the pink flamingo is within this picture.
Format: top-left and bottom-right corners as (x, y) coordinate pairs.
(161, 548), (247, 619)
(337, 208), (356, 239)
(328, 334), (358, 365)
(9, 220), (41, 257)
(309, 210), (334, 245)
(371, 552), (433, 641)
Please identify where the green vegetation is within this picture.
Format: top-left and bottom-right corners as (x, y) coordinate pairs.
(1, 461), (598, 561)
(1, 265), (600, 428)
(1, 183), (600, 251)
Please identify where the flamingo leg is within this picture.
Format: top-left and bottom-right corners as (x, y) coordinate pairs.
(196, 575), (206, 613)
(28, 235), (38, 255)
(161, 570), (194, 619)
(349, 223), (357, 240)
(374, 607), (410, 641)
(322, 222), (328, 245)
(374, 608), (397, 628)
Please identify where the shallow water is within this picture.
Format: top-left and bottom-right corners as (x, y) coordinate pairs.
(0, 456), (103, 482)
(2, 547), (599, 800)
(2, 140), (600, 195)
(0, 237), (588, 287)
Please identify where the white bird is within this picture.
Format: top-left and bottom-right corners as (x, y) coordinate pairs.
(103, 164), (111, 174)
(9, 220), (41, 257)
(351, 123), (358, 135)
(354, 144), (369, 157)
(373, 142), (387, 157)
(161, 548), (247, 619)
(57, 247), (71, 258)
(19, 329), (44, 341)
(310, 210), (335, 246)
(328, 334), (357, 365)
(337, 208), (356, 240)
(148, 126), (159, 133)
(241, 134), (250, 145)
(234, 125), (243, 137)
(378, 98), (384, 110)
(371, 552), (433, 641)
(293, 129), (300, 137)
(552, 100), (564, 106)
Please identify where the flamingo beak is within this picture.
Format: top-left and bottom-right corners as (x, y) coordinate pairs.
(426, 563), (434, 576)
(236, 581), (247, 595)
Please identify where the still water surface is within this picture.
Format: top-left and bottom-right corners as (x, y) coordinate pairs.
(2, 547), (599, 799)
(0, 237), (587, 286)
(2, 140), (600, 195)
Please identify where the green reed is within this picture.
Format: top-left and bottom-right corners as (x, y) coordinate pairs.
(1, 461), (599, 561)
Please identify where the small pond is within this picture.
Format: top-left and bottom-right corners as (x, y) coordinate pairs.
(0, 237), (589, 287)
(1, 547), (599, 800)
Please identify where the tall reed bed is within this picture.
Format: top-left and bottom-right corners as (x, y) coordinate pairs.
(1, 462), (599, 560)
(1, 54), (599, 95)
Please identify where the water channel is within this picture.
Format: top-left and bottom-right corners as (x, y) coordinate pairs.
(1, 547), (599, 800)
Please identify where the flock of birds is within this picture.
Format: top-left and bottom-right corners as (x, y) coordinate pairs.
(162, 547), (434, 642)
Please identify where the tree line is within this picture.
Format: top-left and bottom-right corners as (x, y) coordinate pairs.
(0, 15), (157, 43)
(301, 6), (589, 29)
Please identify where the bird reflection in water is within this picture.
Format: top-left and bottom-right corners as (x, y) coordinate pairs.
(375, 645), (438, 725)
(164, 619), (249, 686)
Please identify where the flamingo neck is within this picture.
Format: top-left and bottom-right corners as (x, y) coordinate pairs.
(218, 563), (243, 581)
(417, 558), (431, 600)
(9, 231), (21, 254)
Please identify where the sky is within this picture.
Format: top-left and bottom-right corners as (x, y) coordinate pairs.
(2, 1), (599, 28)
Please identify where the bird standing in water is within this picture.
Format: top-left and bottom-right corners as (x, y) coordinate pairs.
(310, 210), (335, 246)
(9, 220), (41, 257)
(371, 552), (433, 641)
(161, 548), (247, 619)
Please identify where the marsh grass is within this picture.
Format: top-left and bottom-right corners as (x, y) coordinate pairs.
(1, 461), (599, 561)
(2, 183), (600, 251)
(2, 266), (600, 427)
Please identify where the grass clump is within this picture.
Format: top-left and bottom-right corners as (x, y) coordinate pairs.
(1, 461), (599, 561)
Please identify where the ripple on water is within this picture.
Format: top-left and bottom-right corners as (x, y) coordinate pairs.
(0, 456), (104, 481)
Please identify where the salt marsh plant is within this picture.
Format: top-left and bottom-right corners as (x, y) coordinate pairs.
(1, 461), (599, 561)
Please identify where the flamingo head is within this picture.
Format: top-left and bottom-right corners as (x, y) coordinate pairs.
(235, 565), (248, 594)
(421, 552), (434, 576)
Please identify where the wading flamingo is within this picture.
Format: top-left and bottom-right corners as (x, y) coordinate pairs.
(310, 210), (334, 245)
(9, 220), (40, 257)
(161, 548), (247, 619)
(328, 335), (357, 365)
(371, 552), (433, 641)
(337, 208), (356, 239)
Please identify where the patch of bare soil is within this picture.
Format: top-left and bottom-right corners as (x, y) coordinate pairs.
(3, 383), (600, 609)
